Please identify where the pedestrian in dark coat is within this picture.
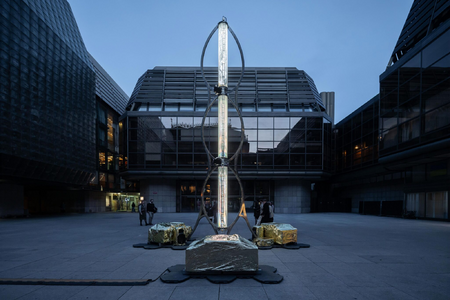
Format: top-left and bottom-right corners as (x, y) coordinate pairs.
(261, 200), (271, 223)
(253, 200), (260, 225)
(138, 201), (147, 226)
(147, 199), (156, 225)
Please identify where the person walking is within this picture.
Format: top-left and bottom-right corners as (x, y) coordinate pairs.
(261, 199), (271, 223)
(146, 199), (156, 225)
(131, 202), (136, 213)
(253, 200), (260, 225)
(138, 201), (147, 226)
(256, 199), (267, 226)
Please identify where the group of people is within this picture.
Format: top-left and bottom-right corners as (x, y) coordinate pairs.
(135, 199), (157, 226)
(253, 199), (274, 225)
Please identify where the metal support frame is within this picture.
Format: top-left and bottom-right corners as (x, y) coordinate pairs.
(190, 18), (255, 239)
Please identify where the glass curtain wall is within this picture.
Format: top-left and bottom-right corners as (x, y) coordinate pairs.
(176, 179), (273, 213)
(406, 191), (448, 219)
(380, 30), (450, 155)
(127, 115), (328, 171)
(334, 97), (379, 172)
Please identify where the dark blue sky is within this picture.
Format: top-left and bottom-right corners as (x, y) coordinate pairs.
(68, 0), (413, 122)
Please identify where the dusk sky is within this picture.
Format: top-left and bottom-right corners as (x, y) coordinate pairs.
(68, 0), (413, 123)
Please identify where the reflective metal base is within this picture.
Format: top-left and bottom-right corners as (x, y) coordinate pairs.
(185, 234), (258, 273)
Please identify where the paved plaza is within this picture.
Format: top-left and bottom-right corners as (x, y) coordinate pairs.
(0, 212), (449, 299)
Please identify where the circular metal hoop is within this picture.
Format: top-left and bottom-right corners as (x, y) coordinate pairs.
(195, 19), (253, 237)
(200, 22), (245, 103)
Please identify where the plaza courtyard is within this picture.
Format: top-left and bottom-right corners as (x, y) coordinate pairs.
(0, 212), (449, 299)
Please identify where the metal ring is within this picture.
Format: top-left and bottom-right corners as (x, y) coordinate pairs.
(200, 22), (245, 98)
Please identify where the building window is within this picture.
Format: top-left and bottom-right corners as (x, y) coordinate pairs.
(99, 151), (106, 169)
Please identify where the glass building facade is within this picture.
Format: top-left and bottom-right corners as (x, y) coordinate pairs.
(0, 0), (96, 185)
(121, 67), (333, 213)
(0, 0), (129, 216)
(327, 0), (450, 220)
(88, 54), (135, 212)
(334, 95), (380, 173)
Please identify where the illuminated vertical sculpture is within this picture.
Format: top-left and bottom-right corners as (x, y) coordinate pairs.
(217, 21), (228, 232)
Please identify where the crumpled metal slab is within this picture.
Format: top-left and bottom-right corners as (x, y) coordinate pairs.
(254, 238), (274, 247)
(261, 223), (297, 245)
(148, 222), (192, 245)
(185, 234), (258, 273)
(171, 222), (192, 245)
(253, 225), (264, 239)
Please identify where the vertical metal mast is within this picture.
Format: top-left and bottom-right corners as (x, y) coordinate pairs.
(217, 19), (228, 232)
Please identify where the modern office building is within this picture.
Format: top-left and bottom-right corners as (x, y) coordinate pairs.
(88, 53), (134, 212)
(327, 0), (450, 220)
(120, 67), (333, 213)
(0, 0), (129, 216)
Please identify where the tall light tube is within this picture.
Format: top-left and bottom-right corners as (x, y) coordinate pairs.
(217, 21), (228, 231)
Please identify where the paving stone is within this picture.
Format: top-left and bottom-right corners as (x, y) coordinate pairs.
(169, 286), (219, 300)
(219, 286), (268, 300)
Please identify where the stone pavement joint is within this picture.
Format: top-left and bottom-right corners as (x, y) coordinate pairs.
(0, 278), (150, 286)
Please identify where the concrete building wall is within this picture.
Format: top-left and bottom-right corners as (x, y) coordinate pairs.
(140, 179), (177, 212)
(274, 179), (311, 214)
(0, 183), (24, 217)
(335, 181), (404, 213)
(84, 191), (106, 213)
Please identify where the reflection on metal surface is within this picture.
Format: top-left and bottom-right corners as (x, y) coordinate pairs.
(218, 22), (228, 87)
(254, 238), (274, 247)
(217, 21), (229, 232)
(261, 223), (297, 245)
(253, 225), (264, 239)
(185, 234), (258, 273)
(148, 222), (192, 245)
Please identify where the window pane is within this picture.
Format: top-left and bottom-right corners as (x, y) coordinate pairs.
(424, 103), (450, 133)
(165, 104), (178, 111)
(398, 97), (420, 122)
(138, 103), (148, 111)
(244, 117), (257, 128)
(399, 117), (420, 142)
(149, 103), (161, 111)
(290, 104), (303, 112)
(274, 130), (289, 141)
(259, 117), (273, 129)
(422, 30), (450, 68)
(180, 103), (193, 111)
(291, 117), (304, 130)
(273, 104), (286, 112)
(258, 104), (271, 112)
(258, 141), (273, 152)
(259, 130), (273, 141)
(274, 117), (289, 129)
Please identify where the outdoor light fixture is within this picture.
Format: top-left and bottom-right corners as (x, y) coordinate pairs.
(217, 20), (228, 233)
